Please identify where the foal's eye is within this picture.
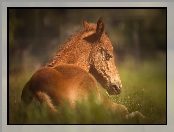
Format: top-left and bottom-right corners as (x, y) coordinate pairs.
(106, 53), (112, 60)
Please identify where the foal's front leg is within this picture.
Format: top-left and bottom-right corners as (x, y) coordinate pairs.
(125, 111), (152, 124)
(126, 111), (146, 119)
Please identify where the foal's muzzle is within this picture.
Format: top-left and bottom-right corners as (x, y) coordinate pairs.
(109, 83), (122, 95)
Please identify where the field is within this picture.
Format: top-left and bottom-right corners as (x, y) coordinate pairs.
(8, 52), (166, 124)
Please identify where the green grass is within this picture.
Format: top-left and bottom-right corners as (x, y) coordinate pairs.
(112, 54), (166, 124)
(8, 53), (166, 124)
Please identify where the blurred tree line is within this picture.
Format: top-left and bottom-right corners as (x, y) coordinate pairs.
(9, 8), (166, 70)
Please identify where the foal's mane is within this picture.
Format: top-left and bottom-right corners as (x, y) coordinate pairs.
(46, 21), (97, 67)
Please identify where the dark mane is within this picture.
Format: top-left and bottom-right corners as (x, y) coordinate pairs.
(46, 29), (83, 67)
(46, 23), (97, 67)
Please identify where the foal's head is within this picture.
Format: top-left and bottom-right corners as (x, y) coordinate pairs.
(47, 18), (122, 95)
(83, 18), (122, 95)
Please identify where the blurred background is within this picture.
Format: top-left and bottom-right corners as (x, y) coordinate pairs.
(9, 8), (166, 124)
(9, 8), (166, 72)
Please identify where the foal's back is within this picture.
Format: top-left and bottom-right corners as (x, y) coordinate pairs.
(21, 64), (99, 110)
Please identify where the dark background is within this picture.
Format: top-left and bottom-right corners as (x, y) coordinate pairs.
(9, 8), (166, 72)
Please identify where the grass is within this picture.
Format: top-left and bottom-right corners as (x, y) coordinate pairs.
(113, 53), (166, 124)
(8, 53), (166, 124)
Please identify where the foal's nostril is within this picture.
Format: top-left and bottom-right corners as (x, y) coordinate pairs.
(111, 84), (121, 93)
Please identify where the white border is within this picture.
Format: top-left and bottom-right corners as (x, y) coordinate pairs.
(2, 2), (174, 132)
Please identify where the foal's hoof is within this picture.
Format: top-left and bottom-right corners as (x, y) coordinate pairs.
(125, 111), (152, 124)
(126, 111), (146, 119)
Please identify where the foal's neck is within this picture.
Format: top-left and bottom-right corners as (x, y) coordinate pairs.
(46, 30), (92, 72)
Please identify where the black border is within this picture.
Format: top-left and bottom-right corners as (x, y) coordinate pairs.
(7, 7), (167, 125)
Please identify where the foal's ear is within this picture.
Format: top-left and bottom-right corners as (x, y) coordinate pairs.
(96, 17), (105, 37)
(83, 19), (90, 31)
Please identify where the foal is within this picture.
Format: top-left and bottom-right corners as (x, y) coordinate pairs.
(21, 18), (145, 121)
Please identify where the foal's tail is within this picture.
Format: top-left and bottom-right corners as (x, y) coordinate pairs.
(34, 91), (57, 112)
(21, 81), (57, 113)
